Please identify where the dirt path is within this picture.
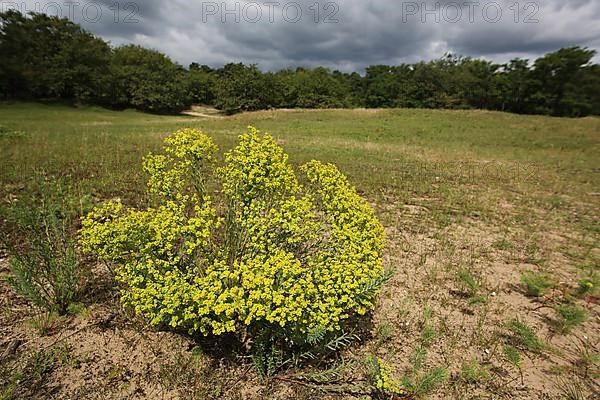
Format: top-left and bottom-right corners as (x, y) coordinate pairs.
(181, 106), (223, 119)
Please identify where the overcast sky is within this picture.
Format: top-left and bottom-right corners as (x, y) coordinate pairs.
(6, 0), (600, 71)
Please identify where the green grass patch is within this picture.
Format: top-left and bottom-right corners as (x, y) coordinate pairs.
(506, 319), (546, 354)
(520, 271), (555, 297)
(459, 359), (490, 384)
(555, 304), (587, 333)
(1, 103), (599, 233)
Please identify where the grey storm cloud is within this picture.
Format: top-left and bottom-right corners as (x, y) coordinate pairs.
(5, 0), (600, 70)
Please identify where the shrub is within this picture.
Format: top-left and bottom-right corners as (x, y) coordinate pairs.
(2, 176), (83, 314)
(79, 127), (386, 346)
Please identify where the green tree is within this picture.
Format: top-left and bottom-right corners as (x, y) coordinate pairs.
(186, 68), (216, 105)
(214, 63), (277, 114)
(108, 45), (191, 114)
(411, 59), (458, 109)
(495, 58), (533, 113)
(339, 71), (364, 107)
(531, 46), (597, 116)
(1, 13), (599, 119)
(458, 58), (501, 110)
(364, 65), (398, 108)
(290, 67), (349, 108)
(0, 10), (111, 102)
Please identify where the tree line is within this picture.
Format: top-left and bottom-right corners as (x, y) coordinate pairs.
(1, 10), (599, 116)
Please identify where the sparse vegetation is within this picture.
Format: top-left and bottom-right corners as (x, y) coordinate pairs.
(403, 367), (449, 398)
(0, 104), (598, 399)
(0, 345), (71, 399)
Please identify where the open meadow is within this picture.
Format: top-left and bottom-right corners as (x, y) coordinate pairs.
(1, 102), (599, 399)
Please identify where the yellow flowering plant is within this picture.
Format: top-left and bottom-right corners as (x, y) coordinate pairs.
(79, 126), (387, 354)
(366, 356), (405, 397)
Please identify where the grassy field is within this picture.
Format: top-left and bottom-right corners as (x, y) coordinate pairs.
(1, 102), (599, 399)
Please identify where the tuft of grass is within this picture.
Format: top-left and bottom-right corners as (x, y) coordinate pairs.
(520, 271), (555, 297)
(506, 319), (546, 353)
(66, 302), (91, 318)
(459, 359), (490, 384)
(492, 238), (513, 251)
(421, 324), (437, 347)
(375, 321), (394, 347)
(456, 270), (488, 306)
(457, 270), (479, 295)
(400, 342), (448, 398)
(554, 304), (587, 333)
(411, 345), (428, 373)
(25, 312), (65, 336)
(555, 377), (588, 400)
(503, 345), (523, 384)
(572, 340), (599, 379)
(467, 294), (488, 306)
(420, 305), (436, 347)
(503, 345), (521, 368)
(404, 367), (449, 398)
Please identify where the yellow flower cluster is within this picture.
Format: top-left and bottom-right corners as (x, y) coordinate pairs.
(218, 126), (299, 201)
(79, 126), (386, 338)
(143, 128), (218, 198)
(371, 357), (405, 395)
